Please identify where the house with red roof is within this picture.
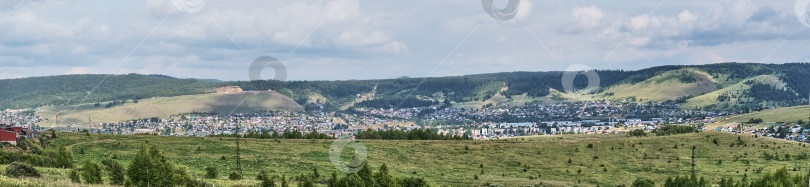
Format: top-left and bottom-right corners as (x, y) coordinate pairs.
(0, 124), (32, 145)
(0, 130), (16, 145)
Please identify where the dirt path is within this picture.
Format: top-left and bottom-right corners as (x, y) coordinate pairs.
(66, 139), (116, 149)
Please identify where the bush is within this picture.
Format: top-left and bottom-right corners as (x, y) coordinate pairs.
(80, 159), (103, 184)
(127, 145), (196, 186)
(259, 170), (275, 187)
(205, 167), (218, 179)
(69, 169), (81, 183)
(5, 162), (40, 178)
(629, 129), (647, 137)
(631, 177), (655, 187)
(299, 175), (315, 187)
(102, 158), (125, 185)
(229, 172), (242, 180)
(655, 125), (699, 136)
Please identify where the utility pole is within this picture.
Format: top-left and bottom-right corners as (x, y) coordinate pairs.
(236, 121), (242, 174)
(691, 145), (696, 177)
(88, 116), (94, 131)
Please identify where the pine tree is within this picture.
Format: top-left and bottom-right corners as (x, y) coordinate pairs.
(55, 145), (74, 169)
(327, 171), (338, 187)
(127, 144), (193, 186)
(299, 175), (315, 187)
(149, 144), (177, 186)
(102, 158), (125, 185)
(358, 162), (376, 186)
(375, 163), (398, 187)
(205, 167), (218, 179)
(69, 169), (81, 183)
(341, 173), (365, 187)
(260, 170), (275, 187)
(79, 159), (103, 184)
(281, 175), (289, 187)
(127, 145), (152, 186)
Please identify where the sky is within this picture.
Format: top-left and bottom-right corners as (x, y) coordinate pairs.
(0, 0), (809, 81)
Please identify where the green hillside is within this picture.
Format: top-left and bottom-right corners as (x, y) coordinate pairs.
(682, 75), (786, 110)
(603, 68), (717, 102)
(716, 105), (810, 125)
(0, 74), (216, 109)
(8, 131), (809, 186)
(3, 63), (810, 111)
(36, 92), (303, 128)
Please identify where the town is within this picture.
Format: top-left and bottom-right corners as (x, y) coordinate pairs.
(1, 99), (807, 144)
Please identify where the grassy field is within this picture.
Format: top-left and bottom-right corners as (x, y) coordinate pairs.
(604, 68), (717, 102)
(715, 105), (810, 125)
(36, 92), (303, 129)
(681, 75), (785, 110)
(11, 131), (809, 186)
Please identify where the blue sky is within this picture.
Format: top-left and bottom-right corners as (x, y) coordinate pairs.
(0, 0), (809, 81)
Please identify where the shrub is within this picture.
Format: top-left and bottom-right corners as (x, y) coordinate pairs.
(42, 145), (73, 169)
(69, 169), (81, 183)
(80, 159), (103, 184)
(299, 175), (315, 187)
(127, 145), (195, 186)
(205, 167), (218, 179)
(102, 158), (125, 185)
(229, 172), (242, 180)
(259, 170), (275, 187)
(5, 162), (40, 178)
(631, 177), (655, 187)
(629, 129), (647, 137)
(655, 125), (699, 136)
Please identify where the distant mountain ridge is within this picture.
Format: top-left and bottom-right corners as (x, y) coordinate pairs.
(3, 63), (810, 111)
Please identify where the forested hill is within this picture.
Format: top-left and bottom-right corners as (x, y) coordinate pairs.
(3, 63), (810, 111)
(0, 74), (214, 109)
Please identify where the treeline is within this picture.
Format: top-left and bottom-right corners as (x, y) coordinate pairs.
(212, 129), (333, 139)
(355, 96), (438, 109)
(326, 163), (430, 187)
(653, 125), (699, 136)
(355, 128), (472, 140)
(746, 82), (799, 103)
(632, 167), (808, 187)
(0, 74), (214, 109)
(103, 100), (128, 108)
(777, 63), (810, 99)
(700, 63), (775, 80)
(6, 63), (810, 111)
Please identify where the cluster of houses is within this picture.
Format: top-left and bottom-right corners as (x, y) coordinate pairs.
(358, 100), (724, 125)
(0, 109), (42, 145)
(715, 122), (810, 143)
(0, 124), (34, 145)
(0, 98), (752, 141)
(80, 102), (705, 139)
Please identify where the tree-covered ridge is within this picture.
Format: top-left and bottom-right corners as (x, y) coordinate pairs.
(0, 74), (215, 109)
(4, 62), (810, 111)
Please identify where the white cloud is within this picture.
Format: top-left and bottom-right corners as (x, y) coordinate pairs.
(0, 0), (805, 80)
(573, 5), (605, 28)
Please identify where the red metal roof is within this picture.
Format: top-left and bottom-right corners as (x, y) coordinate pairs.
(0, 131), (16, 142)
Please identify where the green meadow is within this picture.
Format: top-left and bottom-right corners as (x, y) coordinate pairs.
(1, 131), (807, 186)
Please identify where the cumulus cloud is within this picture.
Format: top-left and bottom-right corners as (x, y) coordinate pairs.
(0, 0), (805, 80)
